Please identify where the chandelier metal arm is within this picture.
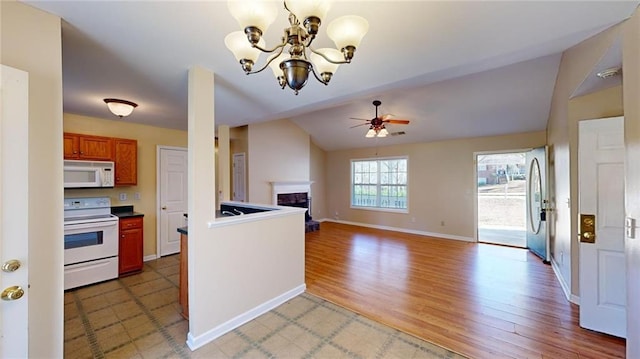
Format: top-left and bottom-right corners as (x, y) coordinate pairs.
(308, 46), (351, 65)
(245, 46), (287, 75)
(309, 65), (329, 85)
(251, 39), (287, 54)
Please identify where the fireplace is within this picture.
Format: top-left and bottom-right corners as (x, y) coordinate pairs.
(271, 181), (319, 232)
(277, 192), (311, 222)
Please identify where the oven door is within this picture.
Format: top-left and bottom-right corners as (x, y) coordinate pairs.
(64, 220), (118, 265)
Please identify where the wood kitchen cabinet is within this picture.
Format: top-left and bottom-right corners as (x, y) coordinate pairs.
(113, 138), (138, 186)
(63, 132), (113, 161)
(179, 231), (189, 319)
(118, 216), (143, 276)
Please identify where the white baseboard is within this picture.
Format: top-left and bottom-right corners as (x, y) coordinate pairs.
(143, 255), (158, 262)
(551, 257), (579, 305)
(186, 284), (306, 351)
(320, 219), (474, 242)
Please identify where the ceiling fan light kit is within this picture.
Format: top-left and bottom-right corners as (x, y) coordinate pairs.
(353, 100), (409, 138)
(103, 98), (138, 118)
(225, 0), (369, 95)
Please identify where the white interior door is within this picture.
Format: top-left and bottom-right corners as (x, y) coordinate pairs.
(525, 146), (550, 262)
(1, 65), (30, 357)
(232, 153), (246, 202)
(158, 146), (188, 256)
(579, 116), (626, 338)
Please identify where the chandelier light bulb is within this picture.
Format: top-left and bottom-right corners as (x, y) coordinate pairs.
(227, 0), (278, 34)
(327, 15), (369, 50)
(285, 0), (332, 23)
(310, 48), (341, 77)
(225, 31), (265, 66)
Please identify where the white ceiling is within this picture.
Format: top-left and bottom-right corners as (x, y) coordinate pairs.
(24, 1), (638, 151)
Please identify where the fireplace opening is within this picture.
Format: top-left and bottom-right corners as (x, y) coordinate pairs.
(277, 192), (319, 232)
(277, 192), (310, 221)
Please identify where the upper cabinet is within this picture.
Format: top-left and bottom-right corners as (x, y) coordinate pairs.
(64, 132), (138, 186)
(64, 133), (113, 161)
(114, 138), (138, 186)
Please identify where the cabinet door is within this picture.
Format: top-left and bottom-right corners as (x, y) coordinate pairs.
(63, 133), (79, 159)
(78, 135), (113, 161)
(119, 227), (143, 275)
(114, 139), (138, 186)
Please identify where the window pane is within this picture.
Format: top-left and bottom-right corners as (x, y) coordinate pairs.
(351, 158), (407, 209)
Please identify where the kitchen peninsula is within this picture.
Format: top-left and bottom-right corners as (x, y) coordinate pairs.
(178, 201), (306, 348)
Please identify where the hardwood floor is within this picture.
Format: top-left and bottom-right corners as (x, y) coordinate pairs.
(305, 222), (625, 358)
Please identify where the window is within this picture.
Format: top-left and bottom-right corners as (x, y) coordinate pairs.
(351, 157), (408, 210)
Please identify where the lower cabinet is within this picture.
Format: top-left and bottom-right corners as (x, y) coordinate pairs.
(119, 216), (143, 276)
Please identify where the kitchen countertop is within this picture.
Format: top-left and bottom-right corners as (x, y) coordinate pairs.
(111, 205), (144, 218)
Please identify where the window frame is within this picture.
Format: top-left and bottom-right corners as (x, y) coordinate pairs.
(350, 156), (409, 213)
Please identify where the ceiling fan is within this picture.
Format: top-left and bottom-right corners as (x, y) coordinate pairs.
(350, 100), (410, 138)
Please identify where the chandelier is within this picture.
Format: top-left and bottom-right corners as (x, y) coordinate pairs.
(225, 0), (369, 95)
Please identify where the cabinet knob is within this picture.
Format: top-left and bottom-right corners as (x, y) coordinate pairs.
(121, 235), (125, 238)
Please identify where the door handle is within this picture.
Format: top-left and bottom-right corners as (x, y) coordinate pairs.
(2, 259), (21, 273)
(1, 286), (25, 301)
(580, 214), (596, 243)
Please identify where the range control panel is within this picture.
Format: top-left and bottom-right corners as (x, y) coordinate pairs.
(64, 197), (111, 210)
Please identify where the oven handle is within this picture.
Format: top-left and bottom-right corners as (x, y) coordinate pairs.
(64, 221), (117, 231)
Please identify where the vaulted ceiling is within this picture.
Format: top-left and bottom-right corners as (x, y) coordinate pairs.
(24, 1), (639, 151)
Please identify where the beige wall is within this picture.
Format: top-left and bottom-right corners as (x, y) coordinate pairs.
(325, 131), (546, 239)
(247, 119), (310, 205)
(547, 25), (622, 297)
(310, 141), (327, 219)
(623, 7), (640, 357)
(1, 1), (64, 356)
(64, 113), (188, 257)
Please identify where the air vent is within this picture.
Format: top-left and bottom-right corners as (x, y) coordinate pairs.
(390, 131), (406, 136)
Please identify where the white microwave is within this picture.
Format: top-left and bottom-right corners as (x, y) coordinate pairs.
(64, 160), (114, 188)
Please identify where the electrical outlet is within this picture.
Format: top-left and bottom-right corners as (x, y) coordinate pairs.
(334, 211), (339, 220)
(411, 217), (416, 223)
(119, 193), (127, 201)
(134, 192), (141, 200)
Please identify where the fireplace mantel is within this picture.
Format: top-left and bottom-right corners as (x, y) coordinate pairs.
(270, 181), (313, 205)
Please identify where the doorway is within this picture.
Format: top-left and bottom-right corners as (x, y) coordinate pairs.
(476, 152), (527, 247)
(157, 146), (188, 257)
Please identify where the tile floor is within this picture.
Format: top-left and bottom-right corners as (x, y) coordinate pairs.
(64, 255), (464, 358)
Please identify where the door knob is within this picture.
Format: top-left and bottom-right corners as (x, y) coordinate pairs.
(1, 286), (25, 301)
(2, 259), (21, 273)
(162, 206), (167, 210)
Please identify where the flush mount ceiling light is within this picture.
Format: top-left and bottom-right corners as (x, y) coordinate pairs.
(103, 98), (138, 118)
(225, 0), (369, 95)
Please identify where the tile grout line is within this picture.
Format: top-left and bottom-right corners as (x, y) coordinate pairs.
(72, 290), (105, 359)
(119, 263), (191, 359)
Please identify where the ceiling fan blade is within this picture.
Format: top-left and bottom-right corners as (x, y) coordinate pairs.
(349, 123), (370, 128)
(384, 119), (410, 125)
(349, 117), (370, 121)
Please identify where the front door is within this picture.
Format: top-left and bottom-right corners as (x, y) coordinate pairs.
(1, 65), (29, 357)
(526, 146), (549, 262)
(158, 146), (188, 256)
(578, 116), (626, 338)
